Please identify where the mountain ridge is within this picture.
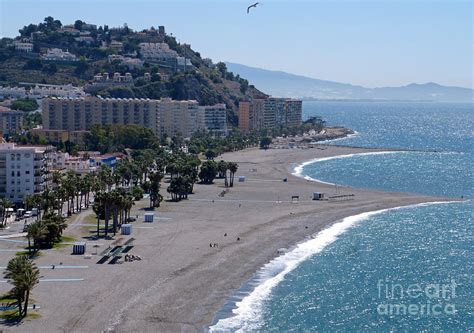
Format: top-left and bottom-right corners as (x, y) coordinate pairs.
(225, 62), (473, 102)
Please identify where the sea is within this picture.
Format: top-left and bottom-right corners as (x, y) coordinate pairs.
(210, 101), (473, 332)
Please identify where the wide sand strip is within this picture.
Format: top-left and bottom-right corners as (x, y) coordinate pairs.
(0, 145), (455, 332)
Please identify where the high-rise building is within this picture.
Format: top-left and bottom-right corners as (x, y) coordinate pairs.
(199, 104), (227, 136)
(238, 97), (302, 132)
(157, 98), (201, 138)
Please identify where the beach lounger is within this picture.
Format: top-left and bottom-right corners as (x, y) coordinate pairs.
(109, 256), (122, 264)
(97, 255), (110, 264)
(122, 245), (134, 253)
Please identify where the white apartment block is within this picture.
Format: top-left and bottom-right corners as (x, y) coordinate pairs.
(0, 143), (55, 203)
(29, 83), (85, 98)
(139, 42), (178, 60)
(0, 86), (27, 99)
(42, 48), (78, 62)
(13, 41), (34, 52)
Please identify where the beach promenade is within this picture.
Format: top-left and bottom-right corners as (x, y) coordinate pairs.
(0, 145), (454, 332)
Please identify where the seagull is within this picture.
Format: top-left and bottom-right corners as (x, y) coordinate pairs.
(247, 2), (259, 14)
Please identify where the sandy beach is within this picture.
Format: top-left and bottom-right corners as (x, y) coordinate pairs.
(0, 144), (456, 332)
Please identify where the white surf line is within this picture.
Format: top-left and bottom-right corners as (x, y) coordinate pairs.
(0, 278), (84, 283)
(292, 151), (402, 185)
(209, 200), (458, 331)
(312, 130), (360, 144)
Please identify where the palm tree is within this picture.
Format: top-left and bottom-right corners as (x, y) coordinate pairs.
(217, 160), (229, 187)
(82, 173), (93, 209)
(4, 255), (40, 317)
(26, 221), (47, 254)
(41, 212), (67, 246)
(149, 172), (163, 208)
(228, 162), (239, 187)
(98, 165), (114, 191)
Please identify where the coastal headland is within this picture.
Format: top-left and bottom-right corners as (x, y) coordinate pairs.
(0, 143), (456, 332)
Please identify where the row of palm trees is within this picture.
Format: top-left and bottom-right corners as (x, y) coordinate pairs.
(93, 188), (135, 238)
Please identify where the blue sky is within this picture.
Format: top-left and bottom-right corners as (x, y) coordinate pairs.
(0, 0), (472, 88)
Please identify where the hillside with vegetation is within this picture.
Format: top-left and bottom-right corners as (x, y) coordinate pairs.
(0, 17), (268, 126)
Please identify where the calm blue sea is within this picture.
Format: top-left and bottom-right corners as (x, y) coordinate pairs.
(210, 101), (473, 332)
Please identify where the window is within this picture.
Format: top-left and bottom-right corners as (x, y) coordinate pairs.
(25, 170), (30, 174)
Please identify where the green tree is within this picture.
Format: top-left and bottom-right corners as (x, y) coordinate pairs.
(205, 149), (217, 160)
(199, 161), (218, 184)
(148, 172), (163, 208)
(11, 98), (39, 112)
(260, 137), (272, 150)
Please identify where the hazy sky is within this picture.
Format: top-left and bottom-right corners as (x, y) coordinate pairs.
(0, 0), (472, 88)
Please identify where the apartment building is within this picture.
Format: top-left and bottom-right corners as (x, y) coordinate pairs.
(42, 96), (159, 134)
(0, 107), (24, 135)
(0, 86), (27, 99)
(42, 48), (78, 62)
(139, 42), (177, 60)
(0, 143), (55, 203)
(41, 96), (215, 141)
(157, 98), (202, 138)
(238, 97), (302, 132)
(285, 99), (303, 127)
(29, 83), (85, 98)
(13, 41), (33, 52)
(199, 104), (227, 136)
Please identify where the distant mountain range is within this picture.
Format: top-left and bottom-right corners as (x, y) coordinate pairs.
(226, 62), (473, 102)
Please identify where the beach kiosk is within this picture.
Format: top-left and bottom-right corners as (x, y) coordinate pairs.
(73, 242), (86, 255)
(144, 213), (154, 223)
(121, 224), (132, 235)
(238, 176), (246, 182)
(313, 192), (325, 200)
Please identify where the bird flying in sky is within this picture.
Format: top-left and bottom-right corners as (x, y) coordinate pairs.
(247, 2), (259, 14)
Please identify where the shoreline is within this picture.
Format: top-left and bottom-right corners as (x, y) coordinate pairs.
(0, 145), (459, 333)
(208, 200), (461, 330)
